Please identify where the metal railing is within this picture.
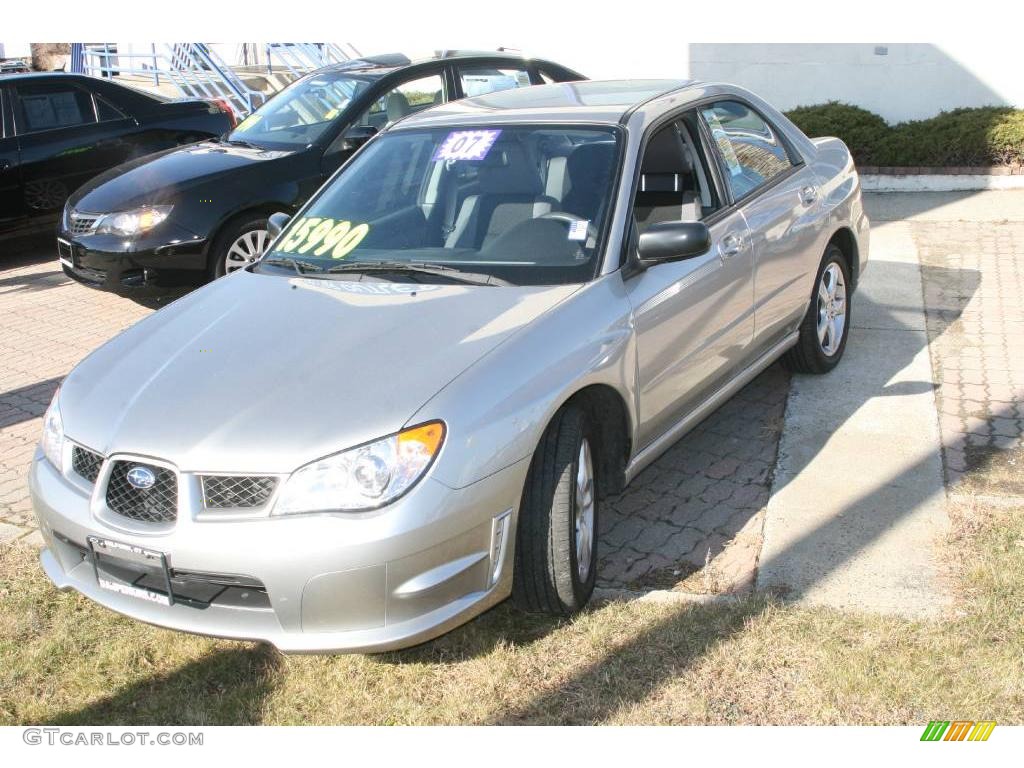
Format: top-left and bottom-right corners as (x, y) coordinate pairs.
(70, 43), (267, 116)
(263, 43), (360, 78)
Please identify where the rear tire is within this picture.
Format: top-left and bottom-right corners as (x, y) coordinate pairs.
(782, 243), (852, 374)
(209, 213), (271, 280)
(512, 405), (598, 616)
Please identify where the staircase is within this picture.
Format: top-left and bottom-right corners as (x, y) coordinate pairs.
(70, 42), (361, 117)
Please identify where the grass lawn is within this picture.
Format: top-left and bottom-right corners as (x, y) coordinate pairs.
(1, 496), (1021, 725)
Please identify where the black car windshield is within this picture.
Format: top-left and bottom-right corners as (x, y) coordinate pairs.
(226, 72), (379, 148)
(258, 125), (621, 286)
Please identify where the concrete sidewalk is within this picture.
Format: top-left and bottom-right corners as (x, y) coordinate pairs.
(757, 222), (951, 618)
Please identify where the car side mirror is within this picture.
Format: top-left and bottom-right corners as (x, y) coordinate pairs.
(267, 212), (291, 241)
(340, 124), (378, 153)
(637, 221), (711, 266)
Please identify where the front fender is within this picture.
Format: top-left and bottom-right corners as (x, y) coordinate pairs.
(408, 273), (637, 490)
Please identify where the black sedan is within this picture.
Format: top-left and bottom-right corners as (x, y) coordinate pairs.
(0, 73), (234, 238)
(56, 52), (583, 297)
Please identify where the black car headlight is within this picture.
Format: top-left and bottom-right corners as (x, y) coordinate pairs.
(95, 205), (173, 237)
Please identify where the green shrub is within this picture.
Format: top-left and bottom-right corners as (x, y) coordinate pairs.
(784, 102), (1024, 168)
(785, 102), (889, 165)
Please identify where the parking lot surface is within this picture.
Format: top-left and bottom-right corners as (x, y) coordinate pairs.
(3, 191), (1022, 597)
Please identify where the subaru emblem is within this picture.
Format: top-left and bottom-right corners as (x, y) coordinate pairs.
(126, 466), (156, 490)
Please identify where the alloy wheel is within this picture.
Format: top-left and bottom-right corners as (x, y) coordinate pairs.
(816, 262), (847, 356)
(223, 228), (269, 275)
(574, 438), (596, 582)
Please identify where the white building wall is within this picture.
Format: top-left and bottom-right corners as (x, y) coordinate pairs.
(688, 43), (1022, 123)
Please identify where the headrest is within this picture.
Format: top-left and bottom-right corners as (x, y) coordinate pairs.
(567, 141), (616, 187)
(641, 126), (692, 174)
(478, 143), (544, 196)
(386, 91), (410, 122)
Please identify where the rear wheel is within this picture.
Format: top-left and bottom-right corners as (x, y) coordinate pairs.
(210, 214), (271, 279)
(782, 243), (852, 374)
(512, 405), (598, 615)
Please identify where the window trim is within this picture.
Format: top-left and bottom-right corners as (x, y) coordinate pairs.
(11, 81), (100, 136)
(93, 93), (129, 123)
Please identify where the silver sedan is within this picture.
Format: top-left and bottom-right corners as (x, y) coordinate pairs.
(30, 79), (869, 652)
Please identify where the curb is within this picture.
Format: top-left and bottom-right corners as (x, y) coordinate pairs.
(592, 586), (741, 606)
(861, 174), (1024, 192)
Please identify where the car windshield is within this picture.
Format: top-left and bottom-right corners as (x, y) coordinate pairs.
(226, 72), (379, 148)
(257, 125), (621, 286)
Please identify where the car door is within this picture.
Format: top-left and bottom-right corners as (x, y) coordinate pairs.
(698, 99), (823, 351)
(322, 66), (449, 177)
(12, 78), (108, 218)
(0, 85), (25, 227)
(625, 116), (755, 450)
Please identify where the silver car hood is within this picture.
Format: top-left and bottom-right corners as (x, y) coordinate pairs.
(60, 270), (578, 473)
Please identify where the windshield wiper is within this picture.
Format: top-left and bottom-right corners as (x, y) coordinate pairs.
(325, 260), (511, 287)
(222, 137), (263, 150)
(261, 256), (327, 276)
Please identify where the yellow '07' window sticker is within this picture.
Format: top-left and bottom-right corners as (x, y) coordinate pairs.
(277, 217), (370, 259)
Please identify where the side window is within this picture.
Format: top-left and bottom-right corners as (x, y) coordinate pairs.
(632, 119), (720, 233)
(699, 100), (794, 201)
(353, 74), (446, 132)
(95, 95), (127, 121)
(458, 66), (531, 97)
(14, 84), (96, 133)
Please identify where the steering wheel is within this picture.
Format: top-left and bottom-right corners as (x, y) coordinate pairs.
(539, 211), (598, 242)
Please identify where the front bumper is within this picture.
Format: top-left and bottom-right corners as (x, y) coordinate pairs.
(57, 223), (208, 297)
(30, 452), (527, 653)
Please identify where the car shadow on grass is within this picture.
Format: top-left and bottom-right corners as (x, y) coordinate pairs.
(44, 644), (282, 726)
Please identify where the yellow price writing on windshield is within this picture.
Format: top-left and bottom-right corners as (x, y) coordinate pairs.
(278, 216), (370, 259)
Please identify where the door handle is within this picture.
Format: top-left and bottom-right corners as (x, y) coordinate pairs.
(719, 233), (743, 259)
(799, 185), (818, 206)
(0, 159), (9, 172)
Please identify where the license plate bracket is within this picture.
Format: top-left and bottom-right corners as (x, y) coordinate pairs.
(87, 536), (174, 607)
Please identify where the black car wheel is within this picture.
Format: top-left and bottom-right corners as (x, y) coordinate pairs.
(512, 404), (598, 616)
(210, 214), (271, 279)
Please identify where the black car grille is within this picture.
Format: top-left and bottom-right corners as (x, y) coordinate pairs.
(71, 446), (104, 484)
(202, 475), (278, 509)
(105, 460), (178, 523)
(69, 212), (100, 235)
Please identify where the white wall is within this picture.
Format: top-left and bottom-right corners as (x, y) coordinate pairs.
(688, 43), (1021, 123)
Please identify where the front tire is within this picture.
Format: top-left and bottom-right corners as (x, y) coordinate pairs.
(782, 243), (852, 374)
(209, 213), (271, 280)
(513, 405), (598, 616)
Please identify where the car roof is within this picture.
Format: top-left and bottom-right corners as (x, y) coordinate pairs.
(315, 50), (566, 77)
(392, 79), (698, 128)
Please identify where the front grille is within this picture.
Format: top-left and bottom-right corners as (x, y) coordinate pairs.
(71, 446), (104, 484)
(105, 460), (178, 524)
(202, 475), (278, 509)
(69, 212), (100, 235)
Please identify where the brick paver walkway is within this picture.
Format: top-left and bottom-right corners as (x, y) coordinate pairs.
(0, 241), (150, 538)
(0, 238), (790, 591)
(916, 222), (1024, 496)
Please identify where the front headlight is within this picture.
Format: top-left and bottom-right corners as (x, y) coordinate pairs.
(273, 421), (445, 515)
(95, 204), (173, 237)
(41, 388), (64, 472)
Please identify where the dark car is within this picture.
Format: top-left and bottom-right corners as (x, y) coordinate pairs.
(0, 73), (234, 238)
(56, 52), (583, 297)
